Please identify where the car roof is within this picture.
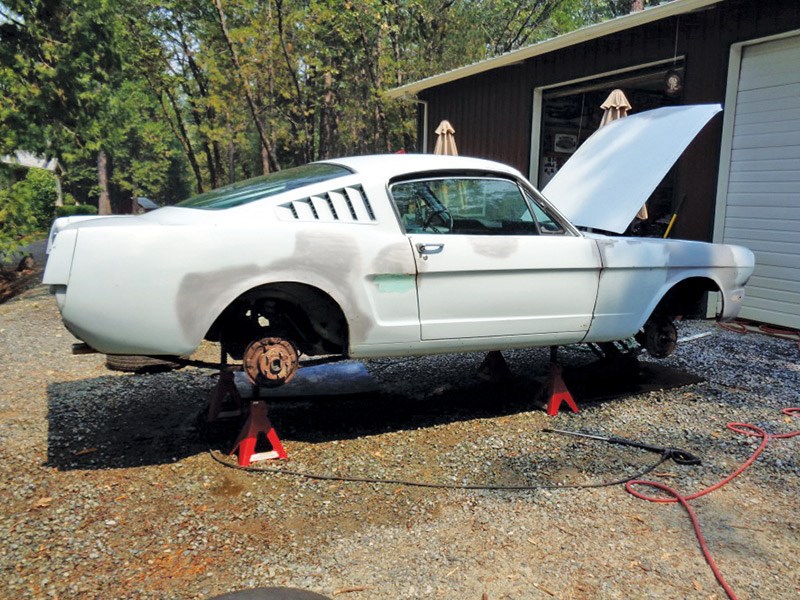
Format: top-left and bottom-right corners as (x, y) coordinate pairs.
(320, 154), (523, 181)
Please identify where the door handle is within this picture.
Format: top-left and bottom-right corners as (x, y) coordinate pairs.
(416, 243), (445, 256)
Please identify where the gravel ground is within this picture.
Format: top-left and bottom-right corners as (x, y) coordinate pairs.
(0, 283), (798, 600)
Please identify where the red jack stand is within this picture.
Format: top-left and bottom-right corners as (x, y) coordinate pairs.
(477, 350), (513, 382)
(229, 401), (288, 466)
(206, 370), (243, 422)
(536, 347), (579, 416)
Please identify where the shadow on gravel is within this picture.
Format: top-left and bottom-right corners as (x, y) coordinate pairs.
(45, 370), (215, 471)
(45, 355), (702, 471)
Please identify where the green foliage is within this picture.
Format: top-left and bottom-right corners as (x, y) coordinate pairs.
(0, 181), (39, 261)
(10, 168), (59, 229)
(553, 0), (665, 27)
(55, 204), (98, 217)
(0, 168), (58, 260)
(0, 0), (644, 228)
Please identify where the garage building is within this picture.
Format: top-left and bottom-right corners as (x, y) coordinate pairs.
(389, 0), (800, 329)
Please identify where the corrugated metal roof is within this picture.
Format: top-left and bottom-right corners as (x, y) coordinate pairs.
(136, 197), (159, 210)
(386, 0), (724, 98)
(1, 150), (61, 172)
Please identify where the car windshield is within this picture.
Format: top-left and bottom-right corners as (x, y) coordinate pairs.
(176, 163), (351, 210)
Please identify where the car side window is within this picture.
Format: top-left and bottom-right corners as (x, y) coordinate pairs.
(390, 177), (541, 235)
(524, 190), (565, 234)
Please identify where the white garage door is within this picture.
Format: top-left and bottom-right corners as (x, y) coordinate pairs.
(719, 34), (800, 329)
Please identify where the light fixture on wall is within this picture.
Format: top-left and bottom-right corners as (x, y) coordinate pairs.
(665, 69), (683, 95)
(665, 16), (683, 96)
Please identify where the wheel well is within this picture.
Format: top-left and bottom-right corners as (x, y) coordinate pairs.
(206, 283), (348, 359)
(652, 277), (721, 320)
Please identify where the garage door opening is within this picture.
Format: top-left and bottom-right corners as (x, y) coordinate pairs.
(536, 61), (685, 236)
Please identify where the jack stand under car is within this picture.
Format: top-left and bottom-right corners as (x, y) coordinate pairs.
(229, 400), (288, 466)
(536, 346), (579, 416)
(477, 350), (513, 382)
(224, 336), (299, 465)
(200, 340), (294, 466)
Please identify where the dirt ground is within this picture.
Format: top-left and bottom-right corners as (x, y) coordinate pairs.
(0, 282), (798, 599)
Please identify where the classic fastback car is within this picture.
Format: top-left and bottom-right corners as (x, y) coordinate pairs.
(44, 105), (754, 385)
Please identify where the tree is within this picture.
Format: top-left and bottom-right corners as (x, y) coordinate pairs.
(0, 172), (40, 260)
(1, 0), (661, 258)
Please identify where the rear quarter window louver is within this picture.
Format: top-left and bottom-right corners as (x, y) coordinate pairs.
(276, 185), (376, 223)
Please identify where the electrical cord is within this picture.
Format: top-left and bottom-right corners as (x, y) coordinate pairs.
(626, 407), (800, 600)
(207, 408), (798, 599)
(208, 446), (674, 491)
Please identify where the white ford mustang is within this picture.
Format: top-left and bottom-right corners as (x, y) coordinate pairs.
(44, 105), (754, 384)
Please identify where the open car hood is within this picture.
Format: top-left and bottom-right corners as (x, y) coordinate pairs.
(541, 104), (721, 234)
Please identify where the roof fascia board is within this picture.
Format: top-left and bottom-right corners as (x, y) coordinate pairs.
(387, 0), (723, 98)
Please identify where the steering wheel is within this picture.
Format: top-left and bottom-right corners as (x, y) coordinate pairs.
(423, 206), (453, 231)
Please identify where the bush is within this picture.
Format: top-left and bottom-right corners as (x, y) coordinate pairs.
(55, 204), (98, 217)
(0, 187), (39, 261)
(0, 169), (63, 261)
(14, 169), (59, 229)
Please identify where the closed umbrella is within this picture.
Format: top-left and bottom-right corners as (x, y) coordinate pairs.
(433, 120), (458, 156)
(432, 120), (461, 208)
(599, 88), (632, 127)
(432, 118), (506, 377)
(599, 89), (647, 220)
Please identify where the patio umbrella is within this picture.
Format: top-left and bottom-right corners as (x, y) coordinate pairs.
(599, 88), (632, 127)
(432, 117), (509, 376)
(433, 120), (458, 156)
(599, 89), (648, 220)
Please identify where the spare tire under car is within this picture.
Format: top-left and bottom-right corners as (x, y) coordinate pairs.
(104, 354), (185, 374)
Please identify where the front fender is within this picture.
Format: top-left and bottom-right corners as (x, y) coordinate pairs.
(585, 237), (754, 343)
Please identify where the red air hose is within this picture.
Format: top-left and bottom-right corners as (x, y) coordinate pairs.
(718, 320), (800, 350)
(626, 408), (800, 600)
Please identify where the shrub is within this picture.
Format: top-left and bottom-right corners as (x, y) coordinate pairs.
(55, 204), (98, 217)
(14, 170), (59, 229)
(0, 169), (64, 260)
(0, 186), (39, 261)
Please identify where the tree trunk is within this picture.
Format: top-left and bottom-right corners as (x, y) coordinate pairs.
(228, 136), (236, 184)
(354, 13), (390, 152)
(176, 19), (222, 187)
(159, 87), (205, 193)
(97, 150), (112, 215)
(319, 70), (338, 160)
(54, 174), (63, 207)
(276, 0), (311, 163)
(261, 144), (271, 175)
(214, 0), (280, 172)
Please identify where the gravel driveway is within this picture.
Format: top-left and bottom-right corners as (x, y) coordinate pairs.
(1, 284), (798, 599)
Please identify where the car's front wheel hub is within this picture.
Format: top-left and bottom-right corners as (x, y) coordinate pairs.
(637, 317), (678, 358)
(242, 337), (299, 387)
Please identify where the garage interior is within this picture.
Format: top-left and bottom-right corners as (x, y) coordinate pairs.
(537, 61), (686, 235)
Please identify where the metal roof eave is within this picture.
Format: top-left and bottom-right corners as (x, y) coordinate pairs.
(386, 0), (724, 99)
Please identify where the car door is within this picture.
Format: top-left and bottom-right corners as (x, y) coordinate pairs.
(390, 175), (602, 342)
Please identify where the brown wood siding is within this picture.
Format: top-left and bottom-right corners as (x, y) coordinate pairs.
(423, 64), (531, 169)
(418, 0), (800, 241)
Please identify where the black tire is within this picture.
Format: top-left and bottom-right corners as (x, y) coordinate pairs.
(105, 354), (183, 374)
(208, 587), (331, 599)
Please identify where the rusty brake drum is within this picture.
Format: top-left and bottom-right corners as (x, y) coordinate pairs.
(242, 337), (300, 387)
(637, 317), (678, 359)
